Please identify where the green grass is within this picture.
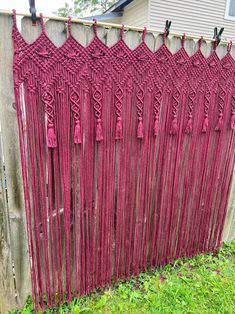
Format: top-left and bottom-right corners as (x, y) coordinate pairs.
(7, 241), (235, 314)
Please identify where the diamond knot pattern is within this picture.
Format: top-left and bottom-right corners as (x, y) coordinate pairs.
(220, 53), (235, 79)
(110, 39), (132, 73)
(133, 42), (154, 74)
(188, 49), (207, 79)
(86, 37), (110, 74)
(172, 47), (189, 78)
(154, 44), (172, 78)
(59, 36), (85, 74)
(206, 51), (220, 82)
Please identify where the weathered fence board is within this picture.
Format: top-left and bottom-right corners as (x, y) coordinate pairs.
(223, 169), (235, 242)
(0, 14), (31, 312)
(0, 13), (234, 312)
(0, 129), (16, 312)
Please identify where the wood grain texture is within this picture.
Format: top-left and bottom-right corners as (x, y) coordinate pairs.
(45, 19), (67, 47)
(0, 14), (31, 311)
(223, 168), (235, 242)
(0, 130), (16, 312)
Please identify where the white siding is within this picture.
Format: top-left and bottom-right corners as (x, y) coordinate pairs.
(103, 17), (122, 24)
(149, 0), (235, 40)
(122, 0), (149, 27)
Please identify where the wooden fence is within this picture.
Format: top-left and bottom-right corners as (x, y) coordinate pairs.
(0, 12), (234, 313)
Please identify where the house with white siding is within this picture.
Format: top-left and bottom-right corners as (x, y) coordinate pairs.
(92, 0), (235, 40)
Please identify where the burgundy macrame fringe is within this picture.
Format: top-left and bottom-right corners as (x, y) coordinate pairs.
(12, 11), (235, 311)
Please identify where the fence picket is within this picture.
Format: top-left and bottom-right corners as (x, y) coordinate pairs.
(223, 169), (235, 241)
(0, 14), (31, 311)
(0, 126), (16, 312)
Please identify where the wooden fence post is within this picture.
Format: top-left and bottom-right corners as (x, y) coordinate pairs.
(0, 13), (31, 311)
(223, 168), (235, 242)
(0, 130), (16, 312)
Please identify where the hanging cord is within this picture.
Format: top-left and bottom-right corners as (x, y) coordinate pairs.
(227, 40), (232, 53)
(213, 38), (218, 51)
(68, 16), (72, 37)
(142, 26), (147, 42)
(93, 18), (97, 36)
(198, 36), (203, 49)
(12, 9), (17, 28)
(181, 33), (186, 48)
(39, 13), (45, 33)
(163, 30), (167, 45)
(120, 23), (124, 40)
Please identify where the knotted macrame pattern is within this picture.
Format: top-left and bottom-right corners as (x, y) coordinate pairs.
(12, 12), (235, 311)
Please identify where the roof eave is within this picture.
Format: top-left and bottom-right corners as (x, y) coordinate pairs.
(82, 11), (123, 21)
(105, 0), (134, 13)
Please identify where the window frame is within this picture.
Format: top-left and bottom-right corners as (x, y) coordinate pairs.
(225, 0), (235, 21)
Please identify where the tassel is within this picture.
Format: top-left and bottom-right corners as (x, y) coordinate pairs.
(115, 117), (123, 140)
(47, 123), (57, 148)
(137, 117), (144, 139)
(74, 120), (82, 144)
(154, 117), (159, 136)
(170, 115), (178, 135)
(202, 115), (209, 133)
(215, 113), (223, 131)
(96, 118), (103, 141)
(185, 116), (193, 134)
(231, 113), (235, 130)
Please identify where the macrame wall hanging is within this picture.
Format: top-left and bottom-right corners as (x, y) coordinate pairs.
(12, 10), (235, 311)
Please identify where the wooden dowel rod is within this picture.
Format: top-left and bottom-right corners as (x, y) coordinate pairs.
(0, 9), (233, 46)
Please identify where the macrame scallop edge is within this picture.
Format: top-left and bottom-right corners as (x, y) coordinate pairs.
(12, 13), (235, 147)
